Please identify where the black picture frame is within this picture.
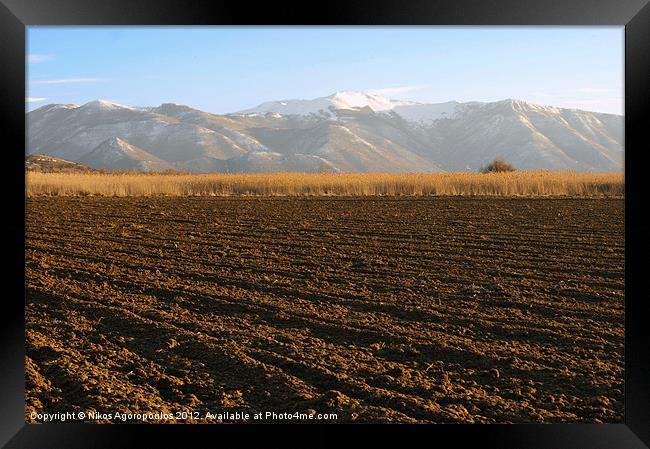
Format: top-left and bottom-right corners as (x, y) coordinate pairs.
(2, 0), (649, 447)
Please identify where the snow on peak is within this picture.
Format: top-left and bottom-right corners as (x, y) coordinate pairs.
(78, 136), (168, 169)
(31, 103), (80, 114)
(494, 98), (533, 110)
(104, 136), (128, 146)
(238, 90), (419, 116)
(392, 101), (462, 124)
(93, 137), (139, 157)
(327, 90), (417, 112)
(79, 99), (136, 111)
(49, 103), (80, 110)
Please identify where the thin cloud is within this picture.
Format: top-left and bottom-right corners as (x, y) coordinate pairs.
(368, 85), (428, 97)
(31, 77), (106, 85)
(27, 54), (54, 63)
(26, 97), (47, 103)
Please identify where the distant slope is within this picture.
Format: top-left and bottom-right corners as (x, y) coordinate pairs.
(78, 137), (175, 172)
(26, 154), (95, 173)
(238, 90), (418, 116)
(411, 100), (623, 171)
(27, 100), (248, 170)
(27, 93), (623, 173)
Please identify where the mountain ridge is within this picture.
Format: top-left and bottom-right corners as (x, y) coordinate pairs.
(27, 92), (623, 173)
(79, 137), (175, 172)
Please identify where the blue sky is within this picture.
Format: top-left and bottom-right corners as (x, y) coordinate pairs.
(26, 26), (624, 114)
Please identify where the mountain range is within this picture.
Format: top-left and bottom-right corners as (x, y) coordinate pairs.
(27, 91), (624, 173)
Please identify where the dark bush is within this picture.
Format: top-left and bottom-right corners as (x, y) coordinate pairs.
(480, 158), (515, 173)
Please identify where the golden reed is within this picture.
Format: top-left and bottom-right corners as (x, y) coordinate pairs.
(26, 171), (624, 197)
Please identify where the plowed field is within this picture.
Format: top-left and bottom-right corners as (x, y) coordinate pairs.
(25, 197), (624, 423)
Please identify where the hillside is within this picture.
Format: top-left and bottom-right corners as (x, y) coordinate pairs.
(27, 92), (623, 173)
(26, 154), (96, 173)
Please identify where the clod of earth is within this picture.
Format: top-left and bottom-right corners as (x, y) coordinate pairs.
(26, 197), (624, 423)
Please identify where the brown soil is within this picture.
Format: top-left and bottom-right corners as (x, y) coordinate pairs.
(25, 197), (624, 423)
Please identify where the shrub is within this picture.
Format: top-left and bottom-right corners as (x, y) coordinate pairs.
(480, 158), (515, 173)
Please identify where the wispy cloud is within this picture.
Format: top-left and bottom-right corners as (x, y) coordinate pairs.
(368, 85), (429, 97)
(31, 77), (106, 85)
(26, 97), (47, 103)
(27, 54), (55, 63)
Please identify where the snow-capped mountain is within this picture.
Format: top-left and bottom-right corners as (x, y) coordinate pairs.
(27, 99), (249, 171)
(27, 93), (624, 173)
(392, 101), (466, 125)
(239, 91), (419, 117)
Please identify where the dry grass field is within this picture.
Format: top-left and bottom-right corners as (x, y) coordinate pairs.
(26, 171), (624, 197)
(26, 196), (624, 423)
